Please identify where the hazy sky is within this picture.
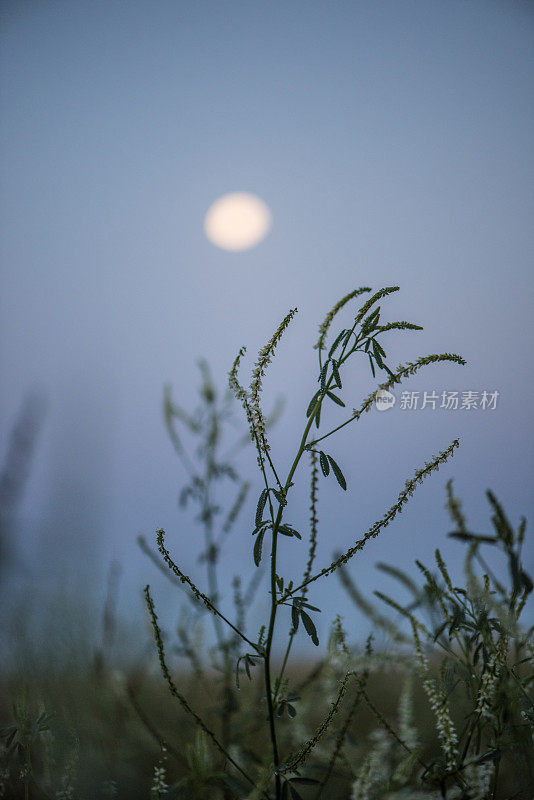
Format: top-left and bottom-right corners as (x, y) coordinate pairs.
(1, 0), (533, 652)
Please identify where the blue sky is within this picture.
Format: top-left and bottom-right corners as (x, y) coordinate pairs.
(1, 0), (533, 652)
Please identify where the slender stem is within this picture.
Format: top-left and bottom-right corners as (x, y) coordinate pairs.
(126, 682), (183, 763)
(261, 350), (350, 783)
(260, 318), (398, 793)
(273, 631), (295, 706)
(264, 442), (284, 489)
(158, 529), (261, 652)
(275, 452), (320, 703)
(203, 459), (234, 762)
(204, 504), (225, 647)
(307, 411), (359, 448)
(264, 527), (282, 798)
(262, 398), (325, 797)
(145, 586), (266, 797)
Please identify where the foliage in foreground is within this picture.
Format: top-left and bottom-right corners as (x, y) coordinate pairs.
(1, 286), (532, 799)
(137, 286), (532, 799)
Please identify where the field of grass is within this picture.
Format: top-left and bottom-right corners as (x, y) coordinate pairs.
(2, 287), (533, 799)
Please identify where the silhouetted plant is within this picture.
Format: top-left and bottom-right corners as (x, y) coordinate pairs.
(1, 287), (532, 799)
(337, 481), (533, 799)
(144, 286), (498, 799)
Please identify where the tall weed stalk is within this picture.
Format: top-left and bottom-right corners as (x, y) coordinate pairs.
(145, 285), (520, 799)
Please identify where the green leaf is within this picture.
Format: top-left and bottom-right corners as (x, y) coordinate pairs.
(36, 711), (55, 732)
(448, 531), (497, 544)
(372, 339), (384, 368)
(300, 609), (319, 646)
(326, 390), (345, 407)
(319, 451), (330, 477)
(475, 749), (500, 765)
(3, 728), (17, 749)
(251, 521), (269, 535)
(363, 306), (381, 332)
(315, 402), (321, 429)
(327, 455), (347, 490)
(510, 552), (520, 594)
(374, 339), (386, 357)
(273, 488), (287, 506)
(291, 602), (300, 631)
(433, 620), (449, 642)
(287, 704), (297, 718)
(254, 528), (266, 567)
(299, 601), (321, 612)
(521, 570), (533, 594)
(275, 574), (284, 593)
(368, 353), (376, 378)
(255, 489), (268, 527)
(319, 362), (329, 392)
(245, 654), (258, 679)
(279, 524), (302, 539)
(332, 362), (342, 388)
(306, 391), (320, 418)
(328, 329), (347, 358)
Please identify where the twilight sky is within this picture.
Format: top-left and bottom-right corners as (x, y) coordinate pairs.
(1, 0), (533, 654)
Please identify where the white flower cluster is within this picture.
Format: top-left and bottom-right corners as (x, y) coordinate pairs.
(422, 675), (459, 769)
(228, 347), (247, 401)
(476, 654), (499, 719)
(351, 729), (392, 800)
(412, 624), (458, 770)
(150, 763), (168, 799)
(464, 761), (494, 799)
(249, 308), (297, 453)
(250, 401), (270, 452)
(397, 677), (419, 751)
(475, 635), (507, 719)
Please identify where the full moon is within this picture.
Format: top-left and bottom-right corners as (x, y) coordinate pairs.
(204, 192), (272, 251)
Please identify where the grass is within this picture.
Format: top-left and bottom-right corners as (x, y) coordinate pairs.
(1, 285), (532, 799)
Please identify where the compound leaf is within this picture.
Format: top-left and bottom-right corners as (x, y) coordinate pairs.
(327, 455), (347, 491)
(255, 489), (268, 527)
(300, 609), (319, 646)
(326, 390), (345, 407)
(254, 528), (266, 567)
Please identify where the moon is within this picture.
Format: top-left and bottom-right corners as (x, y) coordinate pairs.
(204, 192), (272, 251)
